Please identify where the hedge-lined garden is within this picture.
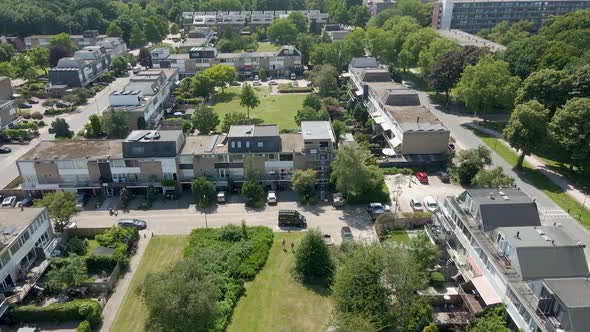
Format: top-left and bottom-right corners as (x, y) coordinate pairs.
(8, 299), (101, 329)
(140, 224), (273, 332)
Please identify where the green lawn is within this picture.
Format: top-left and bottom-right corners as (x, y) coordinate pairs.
(227, 233), (332, 332)
(212, 87), (306, 131)
(110, 236), (188, 332)
(256, 42), (281, 52)
(85, 239), (100, 256)
(470, 128), (590, 229)
(386, 230), (411, 245)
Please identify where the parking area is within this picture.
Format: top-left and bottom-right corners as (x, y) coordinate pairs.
(384, 173), (465, 214)
(72, 191), (377, 246)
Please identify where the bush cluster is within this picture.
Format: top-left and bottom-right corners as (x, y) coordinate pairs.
(76, 320), (91, 332)
(9, 299), (101, 329)
(278, 84), (314, 93)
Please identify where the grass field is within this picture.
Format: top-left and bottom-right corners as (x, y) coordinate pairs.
(257, 42), (281, 52)
(386, 230), (411, 245)
(470, 128), (590, 229)
(227, 233), (333, 332)
(110, 236), (188, 332)
(212, 87), (306, 131)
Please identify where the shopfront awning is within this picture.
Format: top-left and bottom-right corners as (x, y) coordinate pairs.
(471, 276), (501, 306)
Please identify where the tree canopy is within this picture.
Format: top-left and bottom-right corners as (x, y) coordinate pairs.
(504, 100), (549, 168)
(34, 191), (79, 232)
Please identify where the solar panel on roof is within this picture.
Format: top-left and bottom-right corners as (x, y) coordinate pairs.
(207, 135), (219, 152)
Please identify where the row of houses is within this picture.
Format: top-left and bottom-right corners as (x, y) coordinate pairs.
(181, 10), (329, 33)
(48, 37), (127, 88)
(430, 188), (590, 332)
(346, 57), (451, 166)
(151, 45), (303, 79)
(16, 122), (335, 198)
(0, 77), (17, 130)
(24, 30), (107, 51)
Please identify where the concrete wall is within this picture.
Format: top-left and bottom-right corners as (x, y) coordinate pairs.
(293, 154), (306, 170)
(139, 161), (163, 181)
(87, 161), (101, 183)
(401, 131), (449, 155)
(193, 156), (216, 177)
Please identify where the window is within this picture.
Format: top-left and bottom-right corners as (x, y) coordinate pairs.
(267, 154), (276, 160)
(57, 160), (74, 169)
(257, 141), (264, 148)
(279, 154), (293, 161)
(231, 141), (235, 148)
(131, 146), (144, 154)
(125, 160), (139, 167)
(237, 141), (242, 148)
(246, 141), (250, 148)
(1, 251), (10, 266)
(111, 159), (125, 167)
(10, 241), (21, 255)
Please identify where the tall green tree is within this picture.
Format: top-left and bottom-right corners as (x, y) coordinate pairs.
(191, 177), (215, 208)
(111, 56), (128, 74)
(106, 22), (124, 37)
(29, 46), (49, 74)
(222, 112), (251, 133)
(102, 109), (130, 138)
(139, 47), (152, 68)
(549, 98), (590, 170)
(49, 44), (72, 67)
(330, 145), (381, 198)
(34, 191), (79, 232)
(268, 19), (298, 45)
(129, 24), (146, 48)
(49, 33), (76, 53)
(45, 255), (88, 292)
(287, 11), (308, 33)
(291, 169), (318, 197)
(502, 35), (548, 79)
(239, 83), (260, 119)
(408, 232), (439, 271)
(293, 229), (335, 281)
(504, 100), (549, 168)
(84, 114), (104, 138)
(472, 167), (515, 188)
(51, 118), (73, 138)
(191, 73), (215, 98)
(203, 64), (236, 94)
(454, 56), (521, 120)
(515, 69), (572, 113)
(295, 106), (330, 124)
(191, 104), (219, 134)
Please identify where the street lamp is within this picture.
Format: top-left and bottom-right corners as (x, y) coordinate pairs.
(202, 194), (208, 228)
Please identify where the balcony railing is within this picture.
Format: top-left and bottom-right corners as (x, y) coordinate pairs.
(5, 259), (50, 305)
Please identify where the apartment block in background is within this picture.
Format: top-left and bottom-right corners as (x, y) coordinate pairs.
(433, 0), (590, 34)
(24, 30), (108, 50)
(0, 77), (17, 129)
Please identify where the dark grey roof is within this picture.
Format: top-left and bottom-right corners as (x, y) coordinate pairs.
(468, 189), (541, 230)
(359, 69), (391, 82)
(515, 246), (588, 280)
(350, 57), (378, 69)
(544, 278), (590, 332)
(92, 246), (115, 256)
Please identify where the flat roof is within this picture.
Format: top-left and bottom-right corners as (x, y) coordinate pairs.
(499, 226), (578, 249)
(181, 135), (228, 154)
(437, 29), (507, 52)
(280, 133), (304, 153)
(20, 140), (123, 161)
(468, 188), (534, 205)
(125, 130), (183, 143)
(0, 207), (46, 247)
(386, 106), (448, 132)
(301, 121), (335, 142)
(228, 125), (279, 137)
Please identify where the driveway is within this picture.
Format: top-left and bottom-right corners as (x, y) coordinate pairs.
(73, 195), (377, 245)
(385, 174), (464, 214)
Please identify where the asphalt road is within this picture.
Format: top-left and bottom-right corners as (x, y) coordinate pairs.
(73, 200), (377, 245)
(0, 76), (131, 189)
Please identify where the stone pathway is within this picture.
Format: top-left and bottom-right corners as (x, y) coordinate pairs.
(99, 230), (151, 332)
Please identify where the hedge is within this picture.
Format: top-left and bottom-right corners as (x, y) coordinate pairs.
(278, 83), (313, 93)
(76, 320), (91, 332)
(9, 299), (101, 328)
(85, 255), (118, 274)
(236, 226), (273, 279)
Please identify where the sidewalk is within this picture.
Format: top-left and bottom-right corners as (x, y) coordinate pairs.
(466, 122), (589, 207)
(99, 231), (151, 332)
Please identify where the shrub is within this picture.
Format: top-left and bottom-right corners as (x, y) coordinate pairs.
(95, 226), (138, 249)
(236, 226), (273, 279)
(85, 255), (118, 274)
(76, 320), (91, 332)
(138, 200), (152, 210)
(8, 299), (102, 328)
(219, 224), (244, 242)
(21, 112), (32, 119)
(382, 167), (413, 175)
(66, 237), (87, 256)
(292, 229), (335, 282)
(278, 83), (313, 93)
(31, 112), (44, 120)
(430, 272), (445, 288)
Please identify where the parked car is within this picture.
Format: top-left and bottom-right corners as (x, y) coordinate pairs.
(438, 171), (450, 183)
(268, 80), (278, 85)
(341, 226), (353, 241)
(254, 75), (259, 80)
(0, 146), (11, 154)
(28, 97), (40, 104)
(18, 103), (33, 109)
(367, 203), (391, 221)
(252, 80), (262, 86)
(2, 196), (17, 207)
(415, 171), (429, 184)
(48, 127), (56, 134)
(217, 191), (226, 203)
(332, 192), (345, 207)
(267, 191), (277, 205)
(64, 221), (77, 229)
(423, 196), (438, 212)
(290, 72), (296, 80)
(75, 193), (89, 209)
(292, 81), (299, 87)
(17, 197), (34, 207)
(323, 234), (334, 246)
(278, 209), (307, 228)
(410, 198), (424, 212)
(56, 101), (72, 108)
(118, 218), (147, 229)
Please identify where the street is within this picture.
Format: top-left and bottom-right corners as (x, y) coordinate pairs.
(0, 76), (131, 189)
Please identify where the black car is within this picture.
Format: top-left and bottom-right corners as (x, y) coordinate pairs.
(341, 226), (353, 241)
(0, 146), (11, 154)
(438, 171), (450, 183)
(118, 218), (147, 230)
(17, 197), (34, 207)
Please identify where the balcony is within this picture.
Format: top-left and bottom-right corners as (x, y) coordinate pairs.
(4, 258), (50, 305)
(459, 282), (487, 314)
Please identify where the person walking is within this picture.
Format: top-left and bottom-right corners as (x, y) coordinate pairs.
(281, 238), (286, 252)
(290, 241), (295, 253)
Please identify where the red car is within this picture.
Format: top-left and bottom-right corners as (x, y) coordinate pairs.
(415, 172), (429, 184)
